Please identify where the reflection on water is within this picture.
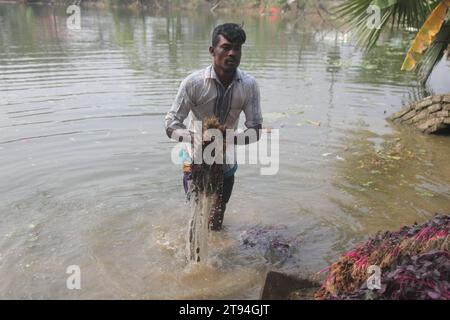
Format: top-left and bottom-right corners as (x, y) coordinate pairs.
(0, 4), (449, 299)
(333, 127), (450, 232)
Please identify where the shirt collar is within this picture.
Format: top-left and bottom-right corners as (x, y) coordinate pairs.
(206, 64), (242, 83)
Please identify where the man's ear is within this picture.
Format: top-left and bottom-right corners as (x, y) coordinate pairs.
(209, 46), (214, 56)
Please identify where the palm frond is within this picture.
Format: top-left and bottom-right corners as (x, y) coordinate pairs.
(418, 21), (450, 83)
(332, 0), (396, 50)
(333, 0), (450, 79)
(401, 0), (450, 71)
(333, 0), (439, 50)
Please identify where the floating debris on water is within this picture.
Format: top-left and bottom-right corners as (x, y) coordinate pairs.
(238, 224), (300, 266)
(305, 119), (321, 127)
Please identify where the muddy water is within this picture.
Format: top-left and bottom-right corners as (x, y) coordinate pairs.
(0, 4), (449, 299)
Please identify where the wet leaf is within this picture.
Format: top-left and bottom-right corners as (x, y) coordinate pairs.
(305, 119), (321, 127)
(427, 291), (441, 299)
(417, 191), (434, 197)
(362, 181), (374, 187)
(401, 0), (450, 71)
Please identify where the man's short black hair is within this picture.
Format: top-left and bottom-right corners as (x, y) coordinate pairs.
(212, 23), (246, 47)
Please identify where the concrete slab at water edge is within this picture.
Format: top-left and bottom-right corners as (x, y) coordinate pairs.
(389, 94), (450, 134)
(260, 270), (320, 300)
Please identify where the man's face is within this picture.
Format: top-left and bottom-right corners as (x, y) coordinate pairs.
(210, 34), (242, 73)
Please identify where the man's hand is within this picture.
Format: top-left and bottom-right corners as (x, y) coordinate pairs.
(166, 126), (193, 143)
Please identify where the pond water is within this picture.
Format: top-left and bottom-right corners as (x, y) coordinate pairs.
(0, 3), (449, 299)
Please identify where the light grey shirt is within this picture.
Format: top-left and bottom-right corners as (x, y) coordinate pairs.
(164, 65), (263, 172)
(165, 64), (263, 134)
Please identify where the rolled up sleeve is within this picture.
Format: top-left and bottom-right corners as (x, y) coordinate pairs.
(164, 77), (194, 139)
(243, 79), (263, 128)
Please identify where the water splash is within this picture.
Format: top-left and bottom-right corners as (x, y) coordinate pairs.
(187, 161), (226, 264)
(187, 191), (217, 263)
(186, 117), (226, 264)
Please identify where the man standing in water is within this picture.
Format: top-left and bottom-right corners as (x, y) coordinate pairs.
(164, 23), (263, 231)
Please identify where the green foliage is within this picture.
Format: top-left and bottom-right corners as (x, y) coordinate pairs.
(333, 0), (450, 83)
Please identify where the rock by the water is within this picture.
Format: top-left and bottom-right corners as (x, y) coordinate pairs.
(389, 94), (450, 134)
